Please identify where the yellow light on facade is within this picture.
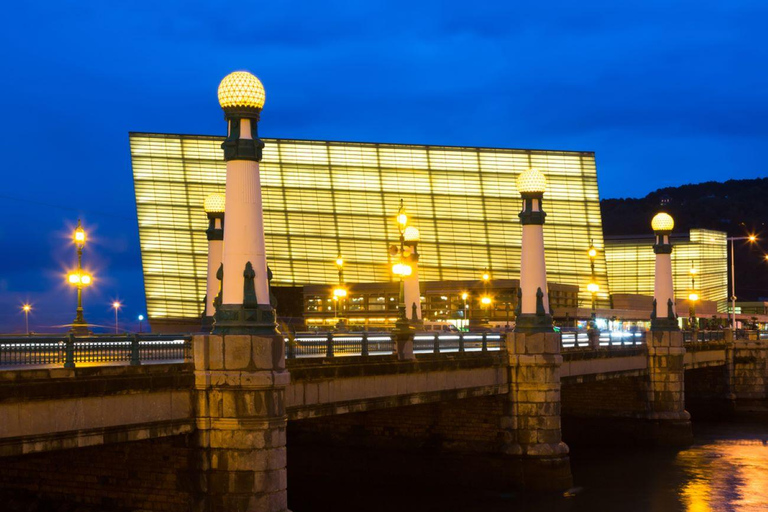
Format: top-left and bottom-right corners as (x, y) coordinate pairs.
(392, 262), (412, 277)
(587, 282), (599, 293)
(481, 296), (492, 305)
(403, 226), (420, 242)
(516, 168), (547, 194)
(688, 292), (699, 302)
(218, 71), (266, 111)
(651, 212), (674, 232)
(689, 267), (698, 275)
(68, 273), (80, 285)
(333, 287), (347, 298)
(336, 256), (344, 267)
(203, 193), (226, 213)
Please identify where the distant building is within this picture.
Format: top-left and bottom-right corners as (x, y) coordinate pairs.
(130, 133), (607, 330)
(604, 229), (727, 307)
(302, 279), (579, 330)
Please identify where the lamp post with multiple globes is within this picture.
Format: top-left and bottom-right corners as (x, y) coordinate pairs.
(68, 220), (92, 335)
(391, 200), (415, 334)
(333, 256), (348, 331)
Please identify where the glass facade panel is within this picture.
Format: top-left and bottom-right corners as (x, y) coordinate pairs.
(131, 134), (608, 321)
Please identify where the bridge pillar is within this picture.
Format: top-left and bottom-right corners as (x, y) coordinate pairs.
(727, 329), (768, 406)
(193, 334), (289, 512)
(501, 331), (572, 491)
(644, 330), (693, 444)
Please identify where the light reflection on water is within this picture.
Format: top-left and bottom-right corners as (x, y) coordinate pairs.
(677, 431), (768, 511)
(288, 420), (768, 512)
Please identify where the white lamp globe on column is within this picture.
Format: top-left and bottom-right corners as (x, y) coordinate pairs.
(514, 168), (553, 333)
(202, 192), (225, 332)
(651, 212), (678, 330)
(213, 71), (277, 335)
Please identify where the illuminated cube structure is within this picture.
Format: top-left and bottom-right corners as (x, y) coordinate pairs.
(130, 135), (609, 331)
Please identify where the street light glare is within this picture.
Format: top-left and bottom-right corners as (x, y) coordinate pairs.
(588, 248), (597, 258)
(481, 296), (492, 305)
(461, 292), (468, 301)
(112, 301), (122, 310)
(587, 283), (599, 293)
(335, 257), (344, 267)
(482, 272), (490, 281)
(688, 293), (699, 302)
(68, 273), (80, 284)
(397, 212), (408, 226)
(138, 315), (144, 321)
(22, 304), (31, 312)
(748, 235), (757, 242)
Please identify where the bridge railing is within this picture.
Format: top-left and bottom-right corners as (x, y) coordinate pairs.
(682, 330), (726, 343)
(0, 334), (192, 368)
(734, 330), (768, 341)
(285, 331), (504, 359)
(561, 330), (646, 350)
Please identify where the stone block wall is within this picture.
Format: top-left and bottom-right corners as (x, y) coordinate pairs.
(731, 340), (768, 400)
(0, 436), (193, 511)
(288, 395), (505, 454)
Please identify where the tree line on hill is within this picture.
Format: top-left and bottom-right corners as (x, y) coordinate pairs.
(600, 178), (768, 302)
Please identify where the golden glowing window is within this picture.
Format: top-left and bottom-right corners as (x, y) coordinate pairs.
(131, 134), (609, 321)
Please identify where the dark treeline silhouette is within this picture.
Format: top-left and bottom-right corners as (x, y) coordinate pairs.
(601, 178), (768, 302)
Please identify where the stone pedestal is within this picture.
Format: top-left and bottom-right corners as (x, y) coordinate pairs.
(501, 331), (572, 491)
(644, 330), (693, 445)
(394, 329), (415, 361)
(193, 334), (289, 512)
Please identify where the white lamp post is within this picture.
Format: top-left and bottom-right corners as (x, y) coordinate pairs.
(514, 168), (553, 333)
(650, 212), (678, 330)
(213, 71), (277, 334)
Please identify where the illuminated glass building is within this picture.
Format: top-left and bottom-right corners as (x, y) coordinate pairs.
(604, 229), (728, 307)
(130, 133), (609, 329)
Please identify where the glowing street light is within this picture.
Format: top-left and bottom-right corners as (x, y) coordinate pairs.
(68, 219), (92, 335)
(22, 304), (31, 335)
(138, 314), (145, 334)
(112, 301), (122, 334)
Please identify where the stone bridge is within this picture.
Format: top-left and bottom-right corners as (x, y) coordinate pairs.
(0, 331), (765, 511)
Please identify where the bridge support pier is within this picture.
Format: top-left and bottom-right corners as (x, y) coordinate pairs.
(193, 334), (289, 512)
(501, 331), (572, 491)
(727, 330), (768, 409)
(644, 330), (693, 445)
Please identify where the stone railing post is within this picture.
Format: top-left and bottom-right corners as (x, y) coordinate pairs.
(644, 330), (692, 444)
(193, 333), (289, 512)
(500, 330), (572, 491)
(394, 329), (415, 360)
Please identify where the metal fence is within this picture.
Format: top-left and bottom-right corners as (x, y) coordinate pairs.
(734, 330), (768, 341)
(561, 330), (646, 350)
(285, 331), (504, 359)
(682, 330), (726, 343)
(0, 334), (192, 368)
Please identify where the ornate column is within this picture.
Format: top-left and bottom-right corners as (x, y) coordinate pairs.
(646, 212), (692, 444)
(402, 226), (422, 323)
(502, 168), (572, 491)
(202, 193), (225, 332)
(194, 71), (289, 512)
(213, 71), (276, 335)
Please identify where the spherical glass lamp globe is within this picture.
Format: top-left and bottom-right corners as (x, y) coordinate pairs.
(204, 193), (226, 213)
(517, 168), (547, 194)
(218, 71), (266, 111)
(404, 226), (420, 242)
(651, 212), (674, 232)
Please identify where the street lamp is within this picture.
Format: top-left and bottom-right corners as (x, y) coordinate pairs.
(138, 314), (145, 334)
(22, 304), (31, 335)
(68, 220), (92, 334)
(727, 235), (758, 330)
(112, 301), (122, 334)
(332, 286), (347, 330)
(587, 282), (599, 316)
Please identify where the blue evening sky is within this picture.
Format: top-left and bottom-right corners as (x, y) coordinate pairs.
(0, 1), (765, 332)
